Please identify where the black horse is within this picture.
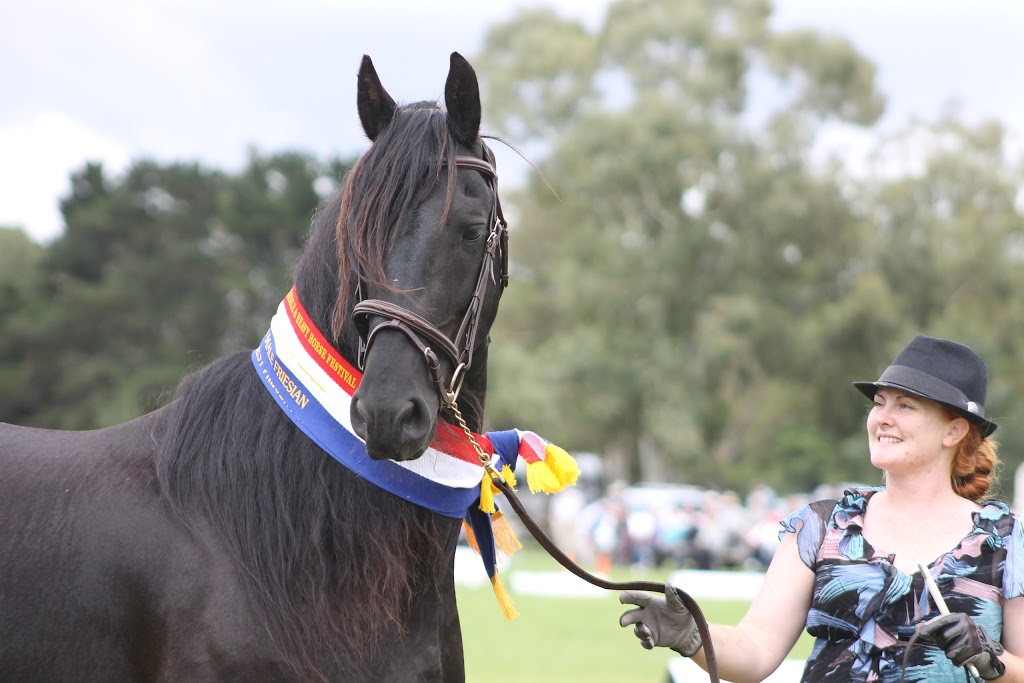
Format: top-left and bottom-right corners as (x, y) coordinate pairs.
(0, 53), (507, 682)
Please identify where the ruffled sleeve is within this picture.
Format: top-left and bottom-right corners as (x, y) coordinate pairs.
(779, 499), (834, 569)
(1003, 514), (1024, 600)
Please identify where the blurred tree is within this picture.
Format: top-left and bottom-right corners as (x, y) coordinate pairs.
(0, 227), (46, 425)
(477, 0), (884, 489)
(215, 151), (351, 348)
(476, 0), (1024, 494)
(2, 153), (350, 429)
(0, 227), (43, 306)
(856, 115), (1024, 485)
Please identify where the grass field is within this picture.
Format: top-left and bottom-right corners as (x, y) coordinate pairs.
(457, 547), (812, 683)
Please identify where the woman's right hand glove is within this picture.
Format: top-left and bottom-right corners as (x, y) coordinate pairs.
(916, 612), (1005, 680)
(618, 583), (702, 657)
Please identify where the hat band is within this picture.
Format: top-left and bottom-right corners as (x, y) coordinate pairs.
(876, 364), (984, 417)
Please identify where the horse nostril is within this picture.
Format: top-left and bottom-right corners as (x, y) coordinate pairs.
(350, 397), (369, 441)
(398, 397), (431, 445)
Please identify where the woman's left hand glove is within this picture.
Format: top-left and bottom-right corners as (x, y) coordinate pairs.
(916, 612), (1005, 680)
(618, 584), (702, 657)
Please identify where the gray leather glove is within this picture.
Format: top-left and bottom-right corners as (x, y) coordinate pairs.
(618, 584), (702, 657)
(916, 612), (1005, 680)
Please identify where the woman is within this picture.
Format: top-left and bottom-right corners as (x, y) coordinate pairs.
(619, 335), (1024, 682)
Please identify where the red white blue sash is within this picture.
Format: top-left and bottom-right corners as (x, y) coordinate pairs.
(251, 287), (580, 618)
(251, 286), (512, 517)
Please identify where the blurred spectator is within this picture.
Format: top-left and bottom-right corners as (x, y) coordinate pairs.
(626, 503), (658, 568)
(588, 482), (629, 574)
(653, 503), (698, 568)
(549, 483), (587, 560)
(745, 508), (784, 570)
(746, 483), (779, 517)
(571, 482), (823, 572)
(692, 491), (749, 569)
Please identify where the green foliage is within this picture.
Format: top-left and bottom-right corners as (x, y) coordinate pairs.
(477, 0), (1024, 494)
(0, 227), (44, 298)
(764, 29), (885, 125)
(601, 0), (768, 114)
(1, 153), (351, 429)
(474, 8), (600, 141)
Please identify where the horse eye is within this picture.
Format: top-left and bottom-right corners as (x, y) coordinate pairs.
(462, 224), (486, 242)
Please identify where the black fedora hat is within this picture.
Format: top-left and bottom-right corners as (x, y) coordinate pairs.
(853, 334), (997, 437)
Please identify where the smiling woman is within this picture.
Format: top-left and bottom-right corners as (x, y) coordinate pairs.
(855, 336), (1000, 505)
(618, 334), (1024, 683)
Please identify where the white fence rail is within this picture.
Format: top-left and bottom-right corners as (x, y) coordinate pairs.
(668, 658), (806, 683)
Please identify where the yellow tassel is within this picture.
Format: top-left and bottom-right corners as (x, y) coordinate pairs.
(543, 443), (581, 488)
(479, 474), (496, 513)
(526, 459), (562, 494)
(479, 464), (518, 513)
(462, 520), (480, 555)
(491, 510), (523, 558)
(500, 464), (517, 489)
(491, 572), (519, 620)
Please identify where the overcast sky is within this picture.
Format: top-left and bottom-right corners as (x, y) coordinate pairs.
(2, 0), (1022, 242)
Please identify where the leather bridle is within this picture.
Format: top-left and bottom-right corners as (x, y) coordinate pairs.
(352, 154), (508, 406)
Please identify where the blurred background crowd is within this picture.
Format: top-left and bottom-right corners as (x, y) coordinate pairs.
(509, 455), (856, 573)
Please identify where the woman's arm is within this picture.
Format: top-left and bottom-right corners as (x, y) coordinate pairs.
(993, 596), (1024, 681)
(688, 530), (815, 682)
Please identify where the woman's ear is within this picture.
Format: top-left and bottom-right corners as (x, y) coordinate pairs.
(943, 416), (971, 448)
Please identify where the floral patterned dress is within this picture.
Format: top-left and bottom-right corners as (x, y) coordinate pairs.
(780, 487), (1024, 682)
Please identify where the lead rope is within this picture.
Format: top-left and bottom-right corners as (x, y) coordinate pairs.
(446, 397), (721, 683)
(898, 631), (920, 683)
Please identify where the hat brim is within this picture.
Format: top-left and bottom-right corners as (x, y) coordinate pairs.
(853, 380), (997, 437)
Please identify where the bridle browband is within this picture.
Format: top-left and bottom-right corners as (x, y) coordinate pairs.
(352, 154), (508, 405)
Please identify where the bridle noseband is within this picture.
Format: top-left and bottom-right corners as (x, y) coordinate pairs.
(352, 155), (508, 405)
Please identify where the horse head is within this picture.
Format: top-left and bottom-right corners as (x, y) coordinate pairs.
(333, 53), (507, 462)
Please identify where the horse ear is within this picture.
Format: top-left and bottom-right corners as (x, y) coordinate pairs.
(444, 52), (481, 145)
(357, 55), (397, 142)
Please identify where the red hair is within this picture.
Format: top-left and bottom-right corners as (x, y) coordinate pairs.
(950, 418), (999, 502)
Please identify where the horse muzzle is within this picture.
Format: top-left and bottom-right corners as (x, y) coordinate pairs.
(349, 327), (444, 461)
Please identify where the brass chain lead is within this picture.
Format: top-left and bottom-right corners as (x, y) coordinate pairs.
(446, 398), (501, 479)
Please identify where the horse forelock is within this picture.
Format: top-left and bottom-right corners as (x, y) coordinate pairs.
(328, 103), (462, 341)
